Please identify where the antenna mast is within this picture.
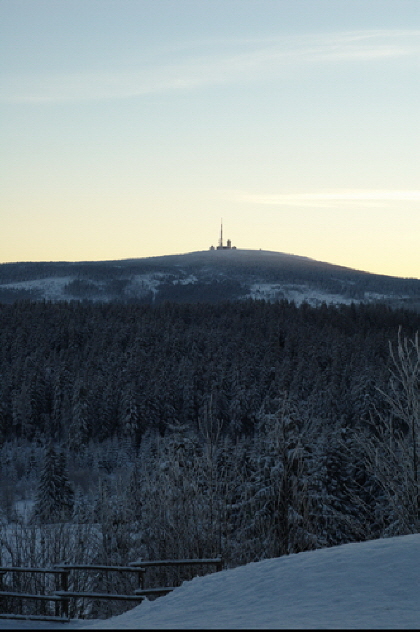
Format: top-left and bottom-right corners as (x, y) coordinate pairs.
(219, 218), (223, 249)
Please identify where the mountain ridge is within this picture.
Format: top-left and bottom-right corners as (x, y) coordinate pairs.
(1, 249), (419, 310)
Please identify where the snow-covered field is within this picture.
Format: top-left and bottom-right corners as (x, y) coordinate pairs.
(1, 534), (419, 629)
(0, 277), (73, 301)
(247, 282), (357, 306)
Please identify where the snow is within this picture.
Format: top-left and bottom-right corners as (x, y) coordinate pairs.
(0, 273), (170, 302)
(248, 282), (356, 306)
(174, 274), (198, 285)
(13, 499), (35, 521)
(0, 277), (73, 301)
(1, 534), (420, 629)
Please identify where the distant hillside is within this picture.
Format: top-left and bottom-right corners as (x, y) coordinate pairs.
(1, 249), (420, 310)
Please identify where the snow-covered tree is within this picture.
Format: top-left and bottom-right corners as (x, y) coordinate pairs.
(32, 444), (74, 523)
(355, 328), (420, 536)
(235, 394), (325, 560)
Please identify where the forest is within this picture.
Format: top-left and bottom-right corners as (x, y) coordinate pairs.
(0, 298), (420, 617)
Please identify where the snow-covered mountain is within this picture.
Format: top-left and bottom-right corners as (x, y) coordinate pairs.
(1, 534), (419, 629)
(1, 249), (420, 309)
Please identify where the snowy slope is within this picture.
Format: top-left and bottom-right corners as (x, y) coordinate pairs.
(2, 534), (419, 629)
(85, 534), (420, 629)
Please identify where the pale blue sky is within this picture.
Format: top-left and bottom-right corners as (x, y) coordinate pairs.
(1, 0), (420, 277)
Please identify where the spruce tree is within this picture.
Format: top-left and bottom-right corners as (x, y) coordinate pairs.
(32, 445), (74, 523)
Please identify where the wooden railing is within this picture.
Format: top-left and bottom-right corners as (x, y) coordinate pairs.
(129, 557), (223, 599)
(0, 557), (223, 622)
(0, 566), (71, 622)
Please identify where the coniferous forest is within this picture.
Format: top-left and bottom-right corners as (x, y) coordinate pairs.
(1, 298), (420, 616)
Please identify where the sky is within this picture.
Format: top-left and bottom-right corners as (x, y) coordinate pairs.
(1, 534), (420, 629)
(1, 0), (420, 278)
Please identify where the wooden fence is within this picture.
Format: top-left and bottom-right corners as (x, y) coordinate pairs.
(0, 558), (223, 623)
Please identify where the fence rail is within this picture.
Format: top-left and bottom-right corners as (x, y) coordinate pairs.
(129, 557), (223, 569)
(0, 591), (63, 601)
(0, 557), (223, 622)
(54, 591), (145, 602)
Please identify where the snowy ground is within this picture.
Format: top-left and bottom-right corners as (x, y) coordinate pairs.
(247, 282), (357, 306)
(0, 277), (73, 301)
(1, 534), (420, 629)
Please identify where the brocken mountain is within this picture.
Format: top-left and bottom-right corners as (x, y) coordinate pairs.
(1, 249), (420, 310)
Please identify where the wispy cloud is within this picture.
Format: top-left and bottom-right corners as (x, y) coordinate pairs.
(233, 190), (420, 208)
(1, 29), (419, 104)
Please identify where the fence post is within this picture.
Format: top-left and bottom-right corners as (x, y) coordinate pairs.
(59, 569), (70, 619)
(0, 571), (5, 614)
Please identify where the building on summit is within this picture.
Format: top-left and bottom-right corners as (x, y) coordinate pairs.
(209, 220), (236, 250)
